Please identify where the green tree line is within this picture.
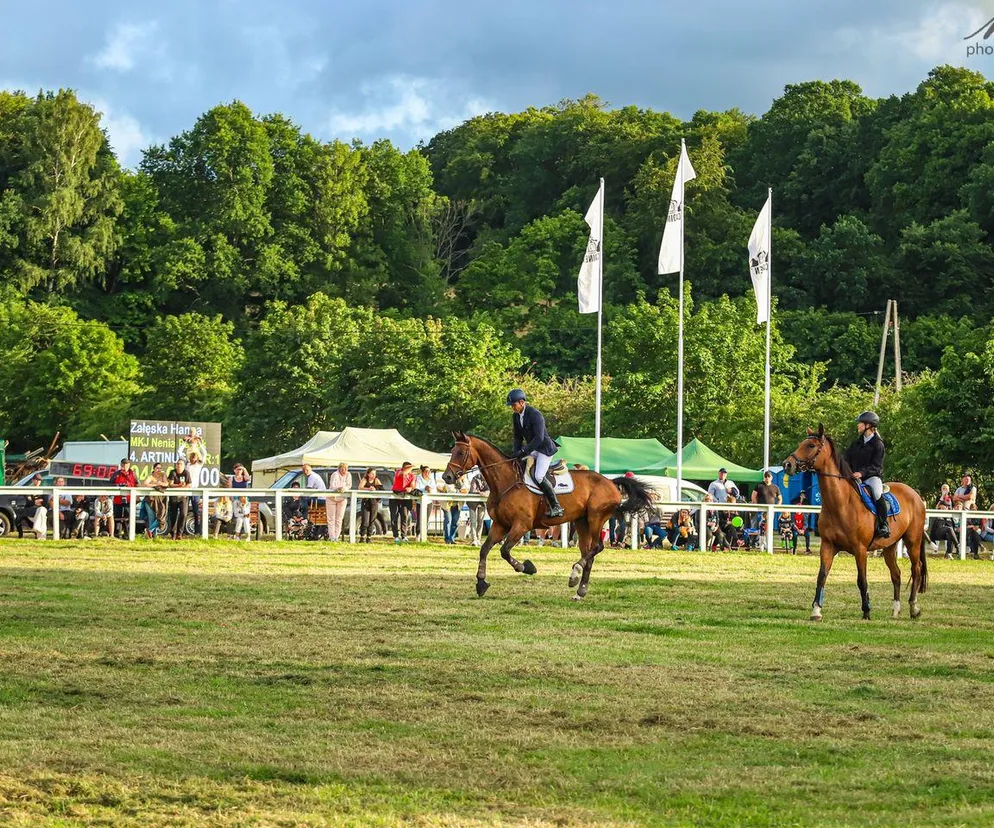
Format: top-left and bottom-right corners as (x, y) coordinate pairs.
(1, 66), (993, 496)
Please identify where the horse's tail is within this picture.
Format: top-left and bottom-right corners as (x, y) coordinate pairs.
(919, 530), (929, 594)
(613, 477), (654, 516)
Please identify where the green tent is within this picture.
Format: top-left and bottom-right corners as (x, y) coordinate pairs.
(642, 437), (764, 483)
(555, 436), (675, 475)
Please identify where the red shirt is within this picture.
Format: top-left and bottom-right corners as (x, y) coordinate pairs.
(392, 470), (415, 494)
(111, 468), (138, 505)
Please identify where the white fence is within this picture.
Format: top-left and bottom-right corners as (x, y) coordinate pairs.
(0, 485), (988, 560)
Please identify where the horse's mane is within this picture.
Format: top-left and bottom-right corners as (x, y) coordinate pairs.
(822, 434), (855, 481)
(464, 433), (509, 459)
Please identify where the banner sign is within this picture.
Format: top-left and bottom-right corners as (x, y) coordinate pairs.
(129, 421), (222, 486)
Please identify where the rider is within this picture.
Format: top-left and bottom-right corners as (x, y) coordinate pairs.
(843, 410), (889, 538)
(507, 388), (564, 518)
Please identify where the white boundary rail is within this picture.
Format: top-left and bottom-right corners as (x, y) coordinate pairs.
(0, 486), (989, 560)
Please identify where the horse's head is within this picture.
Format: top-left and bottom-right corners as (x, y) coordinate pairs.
(442, 431), (477, 485)
(784, 425), (828, 475)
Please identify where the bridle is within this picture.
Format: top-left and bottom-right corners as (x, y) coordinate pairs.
(446, 440), (523, 499)
(786, 436), (848, 481)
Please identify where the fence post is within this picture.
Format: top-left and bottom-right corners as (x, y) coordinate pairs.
(561, 521), (569, 548)
(275, 492), (283, 542)
(630, 513), (639, 550)
(129, 488), (137, 541)
(420, 493), (429, 542)
(201, 491), (209, 540)
(349, 490), (357, 544)
(766, 505), (774, 555)
(51, 486), (59, 539)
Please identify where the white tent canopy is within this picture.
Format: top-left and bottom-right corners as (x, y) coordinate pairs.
(251, 427), (450, 486)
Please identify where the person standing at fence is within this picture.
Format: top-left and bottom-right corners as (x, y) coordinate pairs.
(110, 459), (139, 538)
(185, 450), (205, 536)
(325, 462), (351, 542)
(358, 468), (383, 543)
(391, 462), (416, 543)
(167, 459), (192, 540)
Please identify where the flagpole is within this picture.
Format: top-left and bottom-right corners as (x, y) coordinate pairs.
(677, 141), (685, 494)
(763, 187), (772, 473)
(594, 178), (604, 474)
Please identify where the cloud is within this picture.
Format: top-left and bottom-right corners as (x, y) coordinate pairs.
(91, 20), (162, 74)
(327, 76), (492, 144)
(89, 98), (151, 169)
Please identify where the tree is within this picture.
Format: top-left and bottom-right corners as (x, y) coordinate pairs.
(139, 313), (245, 422)
(0, 299), (139, 447)
(0, 90), (123, 294)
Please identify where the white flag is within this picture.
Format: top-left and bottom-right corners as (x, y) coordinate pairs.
(577, 178), (604, 314)
(748, 193), (772, 324)
(657, 141), (696, 275)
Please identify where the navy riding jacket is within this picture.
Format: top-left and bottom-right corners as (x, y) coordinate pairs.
(512, 405), (558, 457)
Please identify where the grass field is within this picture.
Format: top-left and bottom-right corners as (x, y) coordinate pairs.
(0, 539), (992, 826)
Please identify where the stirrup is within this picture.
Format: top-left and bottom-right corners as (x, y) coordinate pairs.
(546, 503), (564, 517)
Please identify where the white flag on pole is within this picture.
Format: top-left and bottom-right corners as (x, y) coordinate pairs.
(657, 142), (696, 275)
(748, 193), (772, 324)
(577, 179), (604, 314)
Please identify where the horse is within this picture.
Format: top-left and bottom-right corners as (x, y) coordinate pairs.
(442, 432), (653, 599)
(783, 425), (928, 621)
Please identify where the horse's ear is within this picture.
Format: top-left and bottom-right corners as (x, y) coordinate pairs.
(817, 423), (825, 438)
(805, 426), (815, 436)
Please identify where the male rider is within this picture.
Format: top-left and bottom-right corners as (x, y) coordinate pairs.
(843, 410), (889, 538)
(507, 388), (563, 518)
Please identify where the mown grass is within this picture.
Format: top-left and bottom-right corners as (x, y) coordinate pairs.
(0, 539), (992, 826)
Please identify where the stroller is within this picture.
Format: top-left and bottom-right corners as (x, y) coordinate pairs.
(286, 514), (309, 540)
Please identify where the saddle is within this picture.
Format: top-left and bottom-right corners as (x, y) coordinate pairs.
(523, 457), (575, 495)
(855, 482), (901, 519)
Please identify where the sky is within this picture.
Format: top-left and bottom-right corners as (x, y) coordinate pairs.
(0, 0), (990, 167)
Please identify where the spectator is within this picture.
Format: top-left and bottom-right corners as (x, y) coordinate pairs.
(92, 495), (114, 538)
(285, 483), (310, 521)
(751, 470), (782, 529)
(935, 483), (953, 509)
(186, 450), (205, 536)
(953, 475), (977, 509)
(232, 496), (252, 541)
(414, 465), (439, 536)
(142, 462), (169, 538)
(70, 494), (90, 538)
(441, 474), (467, 545)
(16, 478), (48, 539)
(981, 503), (994, 545)
(390, 461), (416, 543)
(231, 463), (251, 489)
(53, 477), (73, 537)
(672, 508), (698, 550)
(708, 468), (734, 503)
(929, 503), (957, 558)
(179, 428), (208, 465)
(301, 463), (324, 493)
(358, 468), (383, 543)
(325, 462), (351, 542)
(213, 495), (233, 538)
(467, 472), (489, 546)
(167, 459), (192, 540)
(642, 497), (668, 549)
(110, 458), (139, 538)
(701, 494), (726, 551)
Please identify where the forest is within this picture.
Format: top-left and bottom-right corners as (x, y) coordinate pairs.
(1, 64), (992, 494)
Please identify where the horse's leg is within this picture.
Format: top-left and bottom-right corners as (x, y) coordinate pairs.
(499, 517), (537, 575)
(569, 517), (591, 588)
(575, 515), (608, 600)
(811, 539), (836, 621)
(855, 548), (871, 620)
(883, 545), (902, 619)
(908, 524), (925, 619)
(475, 522), (507, 597)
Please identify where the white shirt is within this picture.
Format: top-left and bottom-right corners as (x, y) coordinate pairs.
(186, 462), (204, 488)
(303, 471), (324, 489)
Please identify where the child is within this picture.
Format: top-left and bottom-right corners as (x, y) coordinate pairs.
(93, 495), (114, 538)
(233, 496), (252, 541)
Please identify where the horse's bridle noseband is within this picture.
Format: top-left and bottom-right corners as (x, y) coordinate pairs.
(787, 437), (824, 473)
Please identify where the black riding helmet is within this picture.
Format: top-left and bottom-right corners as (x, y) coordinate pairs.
(856, 411), (880, 426)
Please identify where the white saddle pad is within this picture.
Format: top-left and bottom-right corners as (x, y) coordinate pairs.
(524, 470), (575, 496)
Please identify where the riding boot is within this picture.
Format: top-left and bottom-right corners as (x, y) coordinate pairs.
(874, 496), (890, 538)
(538, 477), (565, 518)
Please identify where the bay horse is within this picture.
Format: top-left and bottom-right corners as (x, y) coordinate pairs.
(442, 432), (653, 599)
(783, 426), (928, 621)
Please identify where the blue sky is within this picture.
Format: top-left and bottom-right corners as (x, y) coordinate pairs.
(0, 0), (989, 167)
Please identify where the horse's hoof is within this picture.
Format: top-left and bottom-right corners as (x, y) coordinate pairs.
(522, 559), (537, 576)
(810, 614), (822, 622)
(570, 593), (585, 601)
(568, 563), (582, 588)
(476, 579), (490, 597)
(910, 603), (922, 619)
(862, 611), (871, 621)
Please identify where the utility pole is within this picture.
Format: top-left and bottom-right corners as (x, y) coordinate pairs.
(874, 299), (902, 405)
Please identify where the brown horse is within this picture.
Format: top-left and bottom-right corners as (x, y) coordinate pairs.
(783, 426), (928, 621)
(442, 432), (652, 599)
